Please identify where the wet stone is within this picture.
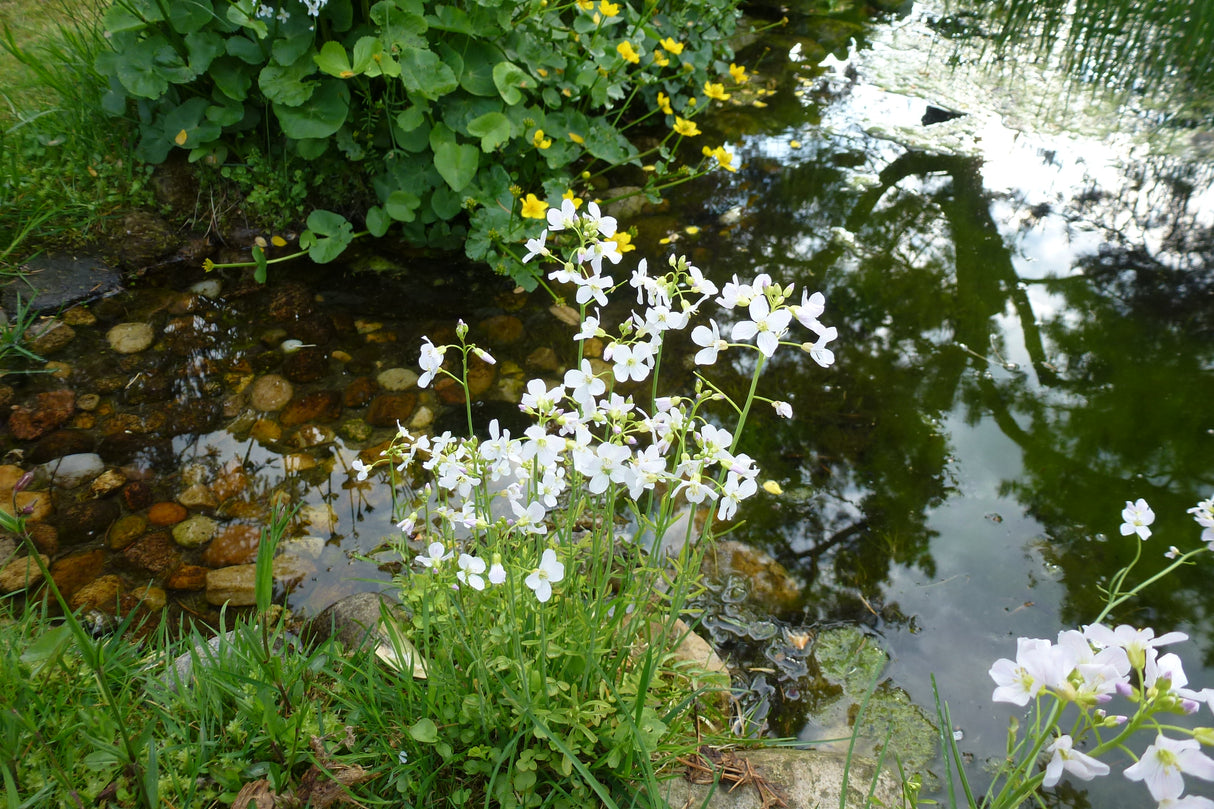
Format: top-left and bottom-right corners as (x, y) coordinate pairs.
(377, 368), (418, 391)
(480, 314), (525, 344)
(201, 523), (261, 567)
(69, 574), (125, 614)
(165, 564), (208, 590)
(42, 452), (104, 489)
(294, 424), (335, 448)
(27, 522), (58, 556)
(267, 282), (315, 321)
(343, 376), (377, 408)
(89, 469), (126, 498)
(211, 463), (248, 502)
(280, 390), (343, 427)
(0, 465), (25, 494)
(282, 346), (329, 383)
(250, 418), (283, 444)
(366, 393), (417, 427)
(0, 554), (48, 593)
(163, 315), (218, 355)
(24, 319), (76, 356)
(177, 483), (217, 510)
(59, 499), (120, 545)
(408, 405), (434, 431)
(148, 501), (187, 526)
(46, 361), (71, 380)
(49, 549), (105, 598)
(250, 374), (293, 412)
(526, 346), (561, 373)
(122, 532), (183, 577)
(131, 584), (167, 610)
(286, 312), (334, 346)
(62, 306), (96, 327)
(9, 389), (76, 440)
(4, 491), (53, 522)
(122, 481), (154, 511)
(172, 515), (218, 548)
(340, 420), (373, 443)
(106, 322), (156, 354)
(26, 429), (94, 465)
(205, 564), (257, 606)
(108, 513), (148, 550)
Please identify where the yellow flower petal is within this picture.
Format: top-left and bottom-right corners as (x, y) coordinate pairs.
(617, 41), (640, 64)
(659, 37), (683, 55)
(704, 81), (731, 101)
(568, 131), (585, 144)
(657, 92), (673, 115)
(599, 0), (619, 16)
(673, 117), (700, 137)
(762, 480), (783, 495)
(520, 193), (547, 219)
(729, 63), (749, 84)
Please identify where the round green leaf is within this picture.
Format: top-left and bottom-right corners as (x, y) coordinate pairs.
(409, 718), (438, 744)
(365, 206), (390, 237)
(259, 57), (318, 106)
(272, 79), (350, 139)
(385, 190), (421, 222)
(492, 60), (530, 105)
(467, 112), (511, 152)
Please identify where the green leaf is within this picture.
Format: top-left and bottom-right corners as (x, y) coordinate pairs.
(466, 112), (511, 152)
(492, 60), (530, 105)
(301, 210), (354, 263)
(103, 0), (164, 34)
(430, 185), (463, 220)
(210, 57), (252, 101)
(259, 56), (318, 106)
(385, 190), (420, 222)
(366, 206), (390, 237)
(19, 624), (73, 673)
(427, 5), (473, 33)
(409, 718), (439, 744)
(164, 97), (220, 148)
(295, 138), (330, 159)
(430, 124), (479, 192)
(170, 0), (212, 34)
(395, 105), (425, 132)
(272, 31), (314, 66)
(457, 39), (499, 96)
(398, 48), (457, 100)
(273, 79), (349, 138)
(206, 100), (244, 126)
(185, 31), (224, 74)
(226, 35), (264, 65)
(351, 36), (382, 74)
(252, 244), (268, 284)
(314, 41), (355, 78)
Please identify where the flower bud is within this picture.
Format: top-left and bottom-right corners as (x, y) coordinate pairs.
(1183, 699), (1201, 715)
(1103, 714), (1128, 727)
(455, 320), (469, 340)
(13, 470), (34, 494)
(1194, 727), (1214, 747)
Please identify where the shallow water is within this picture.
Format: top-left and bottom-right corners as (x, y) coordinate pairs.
(2, 0), (1213, 804)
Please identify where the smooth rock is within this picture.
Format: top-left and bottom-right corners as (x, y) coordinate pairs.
(25, 319), (76, 355)
(249, 374), (293, 412)
(188, 279), (222, 298)
(280, 390), (342, 426)
(148, 501), (187, 526)
(342, 376), (376, 407)
(2, 491), (53, 522)
(206, 560), (305, 606)
(69, 574), (124, 614)
(526, 346), (561, 372)
(26, 522), (58, 555)
(408, 406), (434, 431)
(303, 591), (425, 677)
(164, 564), (209, 590)
(49, 549), (104, 598)
(366, 393), (416, 427)
(479, 314), (525, 344)
(281, 347), (328, 383)
(122, 481), (154, 511)
(89, 469), (126, 498)
(76, 393), (101, 411)
(376, 368), (418, 391)
(59, 499), (119, 544)
(131, 584), (167, 610)
(42, 453), (105, 489)
(0, 553), (48, 593)
(108, 513), (148, 550)
(106, 322), (156, 354)
(177, 483), (217, 510)
(172, 515), (218, 548)
(250, 418), (283, 443)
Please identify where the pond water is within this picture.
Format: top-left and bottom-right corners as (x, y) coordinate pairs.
(1, 1), (1212, 806)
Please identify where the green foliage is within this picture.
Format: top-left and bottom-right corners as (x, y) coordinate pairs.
(94, 0), (746, 286)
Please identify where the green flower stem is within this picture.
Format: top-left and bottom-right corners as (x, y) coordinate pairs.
(1095, 545), (1207, 624)
(730, 353), (766, 454)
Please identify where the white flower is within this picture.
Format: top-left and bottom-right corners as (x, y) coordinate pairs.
(546, 198), (578, 231)
(488, 558), (507, 585)
(522, 229), (549, 263)
(456, 553), (487, 590)
(731, 295), (791, 358)
(564, 359), (605, 410)
(716, 275), (754, 309)
(790, 289), (826, 332)
(1121, 498), (1155, 540)
(351, 458), (371, 481)
(1042, 735), (1109, 787)
(608, 341), (654, 383)
(1125, 734), (1214, 802)
(276, 7), (290, 22)
(418, 338), (445, 387)
(574, 313), (600, 341)
(1188, 495), (1214, 544)
(772, 401), (793, 418)
(718, 472), (757, 521)
(1084, 623), (1187, 670)
(525, 548), (565, 603)
(988, 637), (1073, 706)
(581, 201), (617, 239)
(691, 320), (728, 366)
(519, 379), (562, 415)
(574, 269), (614, 306)
(1159, 797), (1214, 809)
(416, 541), (452, 569)
(510, 499), (548, 535)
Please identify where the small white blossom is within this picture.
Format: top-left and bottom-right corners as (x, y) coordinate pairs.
(1120, 498), (1156, 540)
(525, 548), (565, 603)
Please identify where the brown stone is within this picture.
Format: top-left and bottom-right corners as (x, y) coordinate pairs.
(24, 319), (76, 356)
(163, 314), (217, 354)
(90, 469), (126, 498)
(2, 491), (53, 522)
(59, 499), (120, 545)
(286, 312), (334, 346)
(69, 574), (124, 614)
(250, 418), (283, 443)
(365, 393), (417, 427)
(267, 282), (315, 321)
(526, 346), (561, 372)
(122, 532), (182, 577)
(342, 377), (377, 408)
(164, 564), (208, 590)
(0, 553), (48, 593)
(148, 501), (187, 526)
(122, 480), (155, 511)
(201, 523), (261, 567)
(8, 390), (76, 440)
(49, 549), (105, 598)
(280, 390), (343, 427)
(281, 346), (329, 383)
(27, 522), (58, 555)
(177, 483), (217, 510)
(480, 314), (525, 344)
(249, 374), (293, 412)
(108, 514), (148, 550)
(211, 462), (249, 502)
(26, 429), (93, 464)
(0, 465), (25, 495)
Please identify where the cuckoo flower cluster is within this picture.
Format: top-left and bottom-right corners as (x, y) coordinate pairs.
(984, 496), (1214, 809)
(367, 199), (834, 610)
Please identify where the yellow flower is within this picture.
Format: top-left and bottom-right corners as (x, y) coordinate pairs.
(752, 100), (768, 109)
(617, 41), (640, 64)
(684, 225), (700, 235)
(520, 193), (547, 219)
(537, 68), (548, 78)
(532, 129), (552, 149)
(271, 235), (288, 247)
(659, 37), (683, 55)
(673, 117), (700, 137)
(656, 92), (673, 115)
(762, 480), (783, 495)
(789, 140), (801, 149)
(598, 0), (619, 16)
(702, 145), (737, 172)
(576, 0), (593, 9)
(562, 189), (583, 209)
(729, 63), (749, 84)
(653, 50), (669, 67)
(568, 131), (585, 144)
(704, 81), (731, 101)
(608, 231), (635, 253)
